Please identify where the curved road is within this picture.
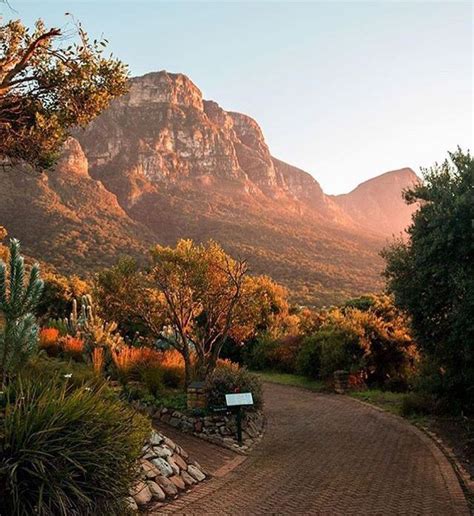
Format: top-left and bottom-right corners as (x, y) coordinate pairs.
(161, 383), (469, 515)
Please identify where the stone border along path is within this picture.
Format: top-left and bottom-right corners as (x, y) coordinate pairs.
(152, 382), (470, 515)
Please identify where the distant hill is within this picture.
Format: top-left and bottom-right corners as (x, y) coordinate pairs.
(332, 168), (419, 236)
(0, 71), (419, 305)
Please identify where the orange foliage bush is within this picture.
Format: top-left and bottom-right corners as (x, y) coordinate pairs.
(111, 346), (163, 378)
(62, 336), (85, 360)
(39, 328), (60, 355)
(93, 347), (105, 375)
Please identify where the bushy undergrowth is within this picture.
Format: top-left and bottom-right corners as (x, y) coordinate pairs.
(206, 361), (263, 410)
(0, 376), (150, 516)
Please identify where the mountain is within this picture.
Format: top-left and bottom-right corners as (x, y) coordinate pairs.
(0, 71), (418, 306)
(332, 169), (419, 236)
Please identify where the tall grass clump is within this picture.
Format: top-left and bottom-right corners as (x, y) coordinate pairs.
(0, 376), (150, 516)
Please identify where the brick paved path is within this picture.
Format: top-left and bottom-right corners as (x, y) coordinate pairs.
(159, 383), (470, 515)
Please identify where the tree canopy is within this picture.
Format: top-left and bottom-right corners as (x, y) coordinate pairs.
(382, 149), (473, 411)
(0, 16), (128, 168)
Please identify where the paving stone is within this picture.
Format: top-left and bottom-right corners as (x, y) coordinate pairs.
(161, 383), (469, 515)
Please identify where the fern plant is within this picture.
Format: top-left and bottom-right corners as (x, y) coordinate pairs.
(0, 239), (44, 386)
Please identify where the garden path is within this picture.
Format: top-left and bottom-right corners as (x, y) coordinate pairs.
(155, 382), (470, 515)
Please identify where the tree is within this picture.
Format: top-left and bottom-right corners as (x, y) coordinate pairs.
(0, 239), (44, 386)
(382, 149), (474, 410)
(0, 16), (128, 168)
(150, 240), (248, 384)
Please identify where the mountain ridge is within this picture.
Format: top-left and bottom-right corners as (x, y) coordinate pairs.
(1, 70), (419, 305)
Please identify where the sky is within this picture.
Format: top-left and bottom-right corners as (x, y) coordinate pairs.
(5, 1), (473, 194)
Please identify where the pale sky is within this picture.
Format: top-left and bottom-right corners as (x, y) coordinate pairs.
(6, 1), (473, 194)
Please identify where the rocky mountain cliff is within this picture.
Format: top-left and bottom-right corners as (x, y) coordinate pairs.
(1, 71), (418, 305)
(332, 168), (419, 236)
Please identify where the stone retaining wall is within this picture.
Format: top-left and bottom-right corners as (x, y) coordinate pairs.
(153, 407), (265, 453)
(128, 429), (207, 512)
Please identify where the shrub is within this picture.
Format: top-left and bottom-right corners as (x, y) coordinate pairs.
(61, 335), (85, 361)
(296, 335), (322, 378)
(39, 327), (61, 355)
(141, 366), (164, 397)
(297, 327), (363, 380)
(244, 333), (279, 371)
(400, 392), (438, 416)
(161, 366), (184, 389)
(111, 346), (162, 381)
(206, 362), (263, 410)
(0, 376), (150, 516)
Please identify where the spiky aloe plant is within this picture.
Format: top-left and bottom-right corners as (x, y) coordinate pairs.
(0, 239), (44, 386)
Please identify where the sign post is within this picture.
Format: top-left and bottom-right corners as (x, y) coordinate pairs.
(225, 392), (254, 446)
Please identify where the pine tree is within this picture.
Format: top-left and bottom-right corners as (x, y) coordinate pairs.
(0, 239), (44, 386)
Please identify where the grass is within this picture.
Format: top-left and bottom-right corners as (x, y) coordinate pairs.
(256, 370), (326, 392)
(349, 389), (406, 416)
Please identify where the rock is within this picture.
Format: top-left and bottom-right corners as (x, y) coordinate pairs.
(132, 481), (152, 506)
(169, 417), (181, 427)
(155, 475), (179, 497)
(150, 430), (164, 446)
(153, 445), (172, 458)
(181, 470), (196, 486)
(172, 453), (188, 471)
(147, 480), (166, 501)
(140, 459), (160, 479)
(169, 475), (186, 490)
(163, 437), (176, 450)
(187, 464), (206, 482)
(151, 457), (174, 477)
(167, 456), (181, 475)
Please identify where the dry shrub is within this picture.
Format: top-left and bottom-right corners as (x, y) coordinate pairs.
(39, 328), (60, 356)
(92, 347), (105, 376)
(111, 346), (162, 380)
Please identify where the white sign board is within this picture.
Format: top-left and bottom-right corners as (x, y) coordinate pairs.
(225, 392), (254, 407)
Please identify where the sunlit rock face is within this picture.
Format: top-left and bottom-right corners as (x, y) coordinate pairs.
(76, 70), (329, 208)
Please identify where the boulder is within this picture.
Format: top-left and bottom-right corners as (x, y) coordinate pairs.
(169, 475), (186, 490)
(155, 475), (179, 497)
(132, 481), (152, 506)
(151, 457), (174, 477)
(172, 453), (188, 471)
(181, 470), (196, 486)
(147, 480), (166, 501)
(140, 459), (160, 479)
(187, 464), (206, 482)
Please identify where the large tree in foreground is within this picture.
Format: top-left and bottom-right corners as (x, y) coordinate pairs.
(0, 15), (128, 168)
(382, 149), (473, 412)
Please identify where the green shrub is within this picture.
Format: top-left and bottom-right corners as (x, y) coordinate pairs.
(297, 327), (363, 380)
(206, 362), (263, 410)
(244, 334), (279, 371)
(0, 376), (150, 516)
(141, 366), (164, 397)
(296, 335), (322, 378)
